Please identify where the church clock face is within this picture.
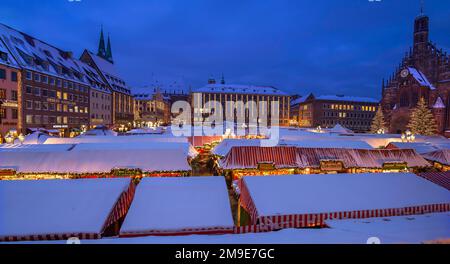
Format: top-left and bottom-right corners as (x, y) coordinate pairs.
(400, 69), (409, 78)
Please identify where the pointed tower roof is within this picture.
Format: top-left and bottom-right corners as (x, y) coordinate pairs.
(97, 26), (106, 58)
(433, 97), (446, 109)
(106, 33), (113, 63)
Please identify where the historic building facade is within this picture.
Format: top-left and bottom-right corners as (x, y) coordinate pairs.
(0, 23), (91, 136)
(80, 28), (133, 128)
(191, 78), (291, 126)
(381, 10), (450, 135)
(133, 87), (170, 125)
(0, 40), (20, 136)
(296, 93), (379, 132)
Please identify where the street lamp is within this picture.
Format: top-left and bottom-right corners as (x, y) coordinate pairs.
(18, 133), (25, 144)
(401, 130), (415, 142)
(5, 134), (14, 144)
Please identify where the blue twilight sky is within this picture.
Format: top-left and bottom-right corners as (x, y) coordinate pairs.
(0, 0), (449, 99)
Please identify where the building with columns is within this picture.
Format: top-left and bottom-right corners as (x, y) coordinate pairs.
(191, 77), (290, 126)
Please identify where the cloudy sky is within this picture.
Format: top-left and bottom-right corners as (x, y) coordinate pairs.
(1, 0), (449, 99)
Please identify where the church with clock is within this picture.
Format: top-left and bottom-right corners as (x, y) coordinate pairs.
(381, 7), (450, 136)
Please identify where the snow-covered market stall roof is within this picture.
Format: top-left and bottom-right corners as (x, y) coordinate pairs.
(386, 142), (450, 155)
(0, 145), (192, 175)
(220, 146), (431, 170)
(417, 172), (450, 191)
(43, 134), (187, 144)
(421, 149), (450, 166)
(0, 178), (135, 242)
(120, 177), (234, 236)
(212, 138), (373, 157)
(239, 173), (450, 227)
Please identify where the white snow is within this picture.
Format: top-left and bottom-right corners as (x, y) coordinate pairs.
(327, 124), (353, 134)
(0, 147), (192, 173)
(387, 142), (443, 154)
(433, 97), (446, 109)
(120, 177), (234, 234)
(12, 213), (450, 244)
(43, 134), (187, 144)
(0, 178), (130, 238)
(193, 84), (289, 96)
(407, 67), (436, 90)
(243, 173), (450, 217)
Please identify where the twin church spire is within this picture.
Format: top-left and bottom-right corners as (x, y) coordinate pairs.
(97, 25), (113, 63)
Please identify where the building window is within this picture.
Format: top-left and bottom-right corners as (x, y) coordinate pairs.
(26, 71), (32, 80)
(34, 101), (41, 110)
(26, 115), (33, 124)
(41, 75), (48, 83)
(11, 90), (18, 101)
(34, 73), (40, 82)
(33, 87), (40, 96)
(49, 77), (55, 85)
(42, 89), (48, 97)
(12, 109), (18, 119)
(57, 79), (62, 87)
(0, 69), (5, 79)
(0, 88), (5, 99)
(26, 86), (32, 94)
(11, 71), (18, 82)
(26, 100), (33, 109)
(0, 108), (5, 119)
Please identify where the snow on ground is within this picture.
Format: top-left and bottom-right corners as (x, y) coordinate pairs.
(0, 178), (130, 238)
(120, 177), (234, 234)
(43, 134), (187, 144)
(9, 213), (449, 244)
(243, 173), (450, 216)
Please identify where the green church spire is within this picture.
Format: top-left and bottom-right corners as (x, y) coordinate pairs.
(97, 25), (106, 58)
(106, 33), (113, 63)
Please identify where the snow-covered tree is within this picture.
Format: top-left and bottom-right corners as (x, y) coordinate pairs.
(407, 97), (438, 136)
(370, 106), (386, 133)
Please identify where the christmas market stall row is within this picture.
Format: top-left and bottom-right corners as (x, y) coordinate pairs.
(218, 145), (432, 180)
(0, 142), (195, 180)
(235, 173), (450, 229)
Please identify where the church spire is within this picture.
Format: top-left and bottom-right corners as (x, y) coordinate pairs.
(97, 25), (106, 58)
(106, 33), (113, 63)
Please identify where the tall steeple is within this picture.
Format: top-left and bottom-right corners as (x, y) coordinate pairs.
(413, 0), (429, 54)
(106, 34), (113, 63)
(97, 25), (106, 58)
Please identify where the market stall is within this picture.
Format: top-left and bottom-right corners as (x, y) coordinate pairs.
(421, 149), (450, 171)
(0, 146), (192, 180)
(237, 173), (450, 229)
(120, 176), (234, 236)
(0, 178), (135, 242)
(220, 146), (431, 180)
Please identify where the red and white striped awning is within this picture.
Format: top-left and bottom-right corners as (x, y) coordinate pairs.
(417, 172), (450, 191)
(238, 173), (450, 230)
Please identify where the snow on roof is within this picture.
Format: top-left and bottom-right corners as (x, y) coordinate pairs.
(18, 132), (53, 144)
(193, 84), (289, 96)
(0, 178), (130, 238)
(0, 143), (74, 152)
(242, 173), (450, 217)
(0, 147), (191, 173)
(0, 37), (19, 68)
(120, 177), (234, 235)
(0, 23), (91, 85)
(407, 67), (436, 90)
(328, 124), (353, 134)
(80, 128), (118, 136)
(279, 139), (372, 149)
(433, 97), (446, 108)
(43, 134), (187, 144)
(326, 212), (450, 244)
(315, 95), (379, 103)
(212, 139), (263, 156)
(71, 142), (198, 158)
(421, 149), (450, 166)
(387, 142), (441, 154)
(290, 97), (305, 106)
(86, 51), (130, 95)
(220, 146), (431, 170)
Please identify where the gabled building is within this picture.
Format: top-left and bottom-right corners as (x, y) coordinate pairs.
(133, 86), (170, 125)
(0, 23), (91, 136)
(381, 8), (450, 135)
(0, 36), (20, 137)
(80, 28), (133, 128)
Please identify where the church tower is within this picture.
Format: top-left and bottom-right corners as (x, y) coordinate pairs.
(97, 26), (107, 58)
(413, 1), (429, 55)
(106, 34), (114, 63)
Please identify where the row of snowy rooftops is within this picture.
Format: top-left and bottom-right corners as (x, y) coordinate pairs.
(1, 173), (449, 242)
(0, 141), (195, 174)
(192, 83), (289, 96)
(292, 93), (379, 105)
